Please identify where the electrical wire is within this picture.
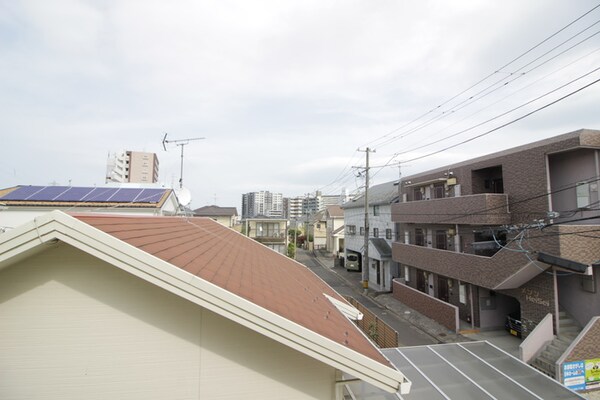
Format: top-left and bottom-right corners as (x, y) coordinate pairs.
(363, 3), (600, 150)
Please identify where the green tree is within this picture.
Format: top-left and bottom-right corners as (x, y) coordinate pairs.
(287, 242), (296, 258)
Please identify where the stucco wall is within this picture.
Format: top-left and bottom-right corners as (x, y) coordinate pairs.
(0, 244), (336, 400)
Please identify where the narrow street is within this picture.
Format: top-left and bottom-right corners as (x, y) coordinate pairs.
(295, 249), (437, 346)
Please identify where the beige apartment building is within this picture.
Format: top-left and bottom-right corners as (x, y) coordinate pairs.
(106, 150), (159, 184)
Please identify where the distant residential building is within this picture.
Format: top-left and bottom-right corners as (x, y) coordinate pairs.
(325, 205), (344, 255)
(284, 196), (304, 219)
(242, 191), (283, 219)
(284, 191), (346, 220)
(308, 210), (327, 251)
(106, 151), (159, 184)
(243, 216), (288, 255)
(193, 205), (238, 228)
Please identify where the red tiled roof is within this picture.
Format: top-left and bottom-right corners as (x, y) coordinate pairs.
(73, 214), (389, 366)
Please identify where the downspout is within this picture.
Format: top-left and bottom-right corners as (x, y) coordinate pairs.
(469, 284), (475, 330)
(553, 266), (560, 336)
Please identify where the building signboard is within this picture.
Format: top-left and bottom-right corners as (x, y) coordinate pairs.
(563, 361), (586, 391)
(563, 359), (600, 391)
(586, 358), (600, 390)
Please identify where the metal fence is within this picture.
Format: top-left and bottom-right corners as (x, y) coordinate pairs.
(344, 296), (398, 348)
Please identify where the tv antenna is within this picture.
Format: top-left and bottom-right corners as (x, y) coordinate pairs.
(162, 133), (205, 189)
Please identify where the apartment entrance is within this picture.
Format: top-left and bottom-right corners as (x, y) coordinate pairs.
(438, 276), (450, 302)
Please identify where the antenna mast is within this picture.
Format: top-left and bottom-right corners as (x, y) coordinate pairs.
(162, 133), (205, 188)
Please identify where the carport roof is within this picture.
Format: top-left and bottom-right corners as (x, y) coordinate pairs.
(343, 341), (582, 399)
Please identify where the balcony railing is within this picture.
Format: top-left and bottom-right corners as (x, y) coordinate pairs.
(392, 193), (510, 225)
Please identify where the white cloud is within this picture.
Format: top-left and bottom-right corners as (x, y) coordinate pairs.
(1, 0), (600, 209)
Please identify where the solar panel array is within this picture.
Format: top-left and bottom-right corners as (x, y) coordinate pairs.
(0, 186), (168, 204)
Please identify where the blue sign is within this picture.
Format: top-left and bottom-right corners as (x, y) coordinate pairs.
(563, 361), (586, 391)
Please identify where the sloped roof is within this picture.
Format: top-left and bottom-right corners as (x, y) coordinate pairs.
(342, 181), (400, 209)
(370, 238), (392, 258)
(326, 205), (344, 218)
(333, 225), (345, 235)
(193, 205), (238, 217)
(0, 211), (409, 394)
(0, 185), (173, 209)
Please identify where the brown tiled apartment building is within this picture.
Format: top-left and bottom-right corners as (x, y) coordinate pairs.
(392, 129), (600, 342)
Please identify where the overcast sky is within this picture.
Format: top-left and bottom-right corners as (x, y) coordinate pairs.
(2, 1), (600, 210)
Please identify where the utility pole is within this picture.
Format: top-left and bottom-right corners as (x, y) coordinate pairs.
(358, 147), (375, 294)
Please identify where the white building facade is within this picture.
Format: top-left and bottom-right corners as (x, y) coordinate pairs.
(342, 181), (400, 292)
(242, 191), (284, 219)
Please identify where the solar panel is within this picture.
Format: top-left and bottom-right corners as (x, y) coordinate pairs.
(109, 188), (147, 203)
(137, 189), (167, 203)
(27, 186), (71, 201)
(0, 185), (169, 205)
(86, 188), (120, 202)
(0, 186), (44, 200)
(54, 187), (96, 202)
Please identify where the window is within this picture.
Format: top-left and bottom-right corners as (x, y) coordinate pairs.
(373, 228), (379, 238)
(347, 225), (356, 235)
(582, 273), (596, 293)
(373, 205), (380, 216)
(459, 282), (467, 304)
(404, 266), (410, 282)
(360, 227), (365, 236)
(316, 223), (321, 229)
(577, 182), (591, 208)
(256, 222), (281, 237)
(386, 228), (392, 240)
(415, 228), (425, 246)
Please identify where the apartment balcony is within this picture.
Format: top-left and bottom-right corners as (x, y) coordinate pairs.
(392, 193), (511, 225)
(253, 232), (287, 244)
(392, 241), (526, 289)
(393, 224), (600, 290)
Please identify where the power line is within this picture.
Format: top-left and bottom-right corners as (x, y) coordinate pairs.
(363, 3), (600, 150)
(398, 76), (600, 164)
(392, 66), (600, 159)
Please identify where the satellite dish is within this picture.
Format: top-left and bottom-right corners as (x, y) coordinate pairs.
(175, 187), (192, 207)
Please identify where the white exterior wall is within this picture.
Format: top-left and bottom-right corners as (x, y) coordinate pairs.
(326, 217), (344, 254)
(344, 203), (396, 291)
(370, 203), (395, 292)
(0, 245), (336, 400)
(343, 206), (364, 254)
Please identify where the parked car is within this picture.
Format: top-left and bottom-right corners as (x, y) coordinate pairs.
(346, 253), (361, 271)
(505, 313), (522, 338)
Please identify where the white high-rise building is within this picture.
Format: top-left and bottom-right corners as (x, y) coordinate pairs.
(106, 151), (159, 184)
(242, 191), (283, 219)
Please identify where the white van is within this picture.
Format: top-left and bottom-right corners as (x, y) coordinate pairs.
(346, 253), (361, 271)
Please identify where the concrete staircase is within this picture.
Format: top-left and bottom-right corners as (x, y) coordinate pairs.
(530, 311), (581, 379)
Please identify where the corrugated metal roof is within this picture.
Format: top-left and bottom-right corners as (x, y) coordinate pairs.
(342, 181), (400, 209)
(74, 214), (390, 367)
(370, 238), (392, 258)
